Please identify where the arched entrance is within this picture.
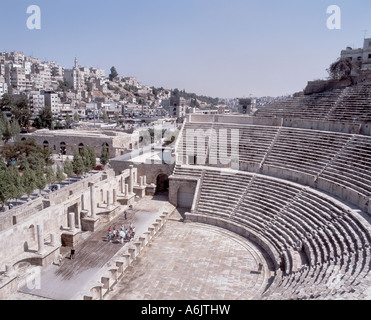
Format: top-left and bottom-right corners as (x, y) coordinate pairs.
(156, 174), (169, 195)
(43, 141), (49, 150)
(79, 143), (85, 155)
(60, 142), (67, 155)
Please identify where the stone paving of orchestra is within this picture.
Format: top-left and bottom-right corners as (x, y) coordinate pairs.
(105, 218), (271, 300)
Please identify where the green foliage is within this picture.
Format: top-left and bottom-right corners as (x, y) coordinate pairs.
(56, 165), (65, 183)
(0, 164), (12, 206)
(35, 165), (47, 194)
(0, 94), (14, 112)
(63, 158), (74, 179)
(10, 120), (21, 142)
(65, 113), (72, 129)
(0, 113), (13, 143)
(123, 84), (138, 93)
(21, 164), (37, 198)
(72, 150), (86, 176)
(81, 147), (92, 171)
(100, 144), (109, 166)
(34, 106), (54, 130)
(87, 146), (96, 169)
(2, 139), (53, 170)
(12, 98), (31, 128)
(171, 88), (219, 106)
(109, 66), (118, 81)
(45, 166), (56, 188)
(327, 57), (357, 82)
(102, 110), (109, 123)
(10, 165), (23, 203)
(74, 112), (79, 122)
(58, 79), (72, 92)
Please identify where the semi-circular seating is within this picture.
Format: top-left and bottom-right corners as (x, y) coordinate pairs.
(173, 167), (371, 300)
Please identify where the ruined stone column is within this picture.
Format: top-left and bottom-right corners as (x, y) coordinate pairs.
(76, 210), (81, 230)
(50, 233), (56, 247)
(120, 176), (124, 194)
(140, 176), (144, 187)
(69, 212), (75, 232)
(113, 189), (117, 205)
(125, 184), (129, 197)
(143, 176), (147, 186)
(90, 185), (96, 219)
(107, 190), (111, 208)
(129, 165), (134, 195)
(37, 225), (45, 255)
(81, 194), (85, 211)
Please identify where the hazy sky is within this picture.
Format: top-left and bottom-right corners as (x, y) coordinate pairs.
(1, 0), (371, 98)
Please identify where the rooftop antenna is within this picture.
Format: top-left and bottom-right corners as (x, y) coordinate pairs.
(363, 30), (368, 39)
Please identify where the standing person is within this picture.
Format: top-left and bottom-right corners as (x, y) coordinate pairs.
(108, 227), (112, 243)
(124, 210), (127, 220)
(113, 225), (117, 240)
(132, 225), (136, 238)
(70, 247), (75, 260)
(119, 230), (125, 244)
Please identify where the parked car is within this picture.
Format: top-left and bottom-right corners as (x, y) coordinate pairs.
(94, 165), (105, 171)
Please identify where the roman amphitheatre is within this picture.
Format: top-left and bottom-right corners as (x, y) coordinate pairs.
(1, 73), (371, 302)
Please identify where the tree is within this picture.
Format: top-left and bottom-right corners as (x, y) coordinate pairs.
(74, 112), (79, 122)
(45, 166), (56, 190)
(12, 98), (31, 128)
(56, 165), (65, 184)
(171, 88), (180, 99)
(102, 110), (109, 123)
(0, 163), (12, 207)
(21, 164), (37, 199)
(10, 120), (21, 142)
(109, 66), (118, 81)
(87, 146), (96, 169)
(8, 164), (23, 205)
(0, 113), (13, 144)
(72, 150), (85, 176)
(81, 147), (92, 172)
(35, 106), (54, 130)
(65, 113), (71, 129)
(0, 94), (14, 112)
(100, 144), (109, 166)
(2, 139), (53, 170)
(57, 79), (72, 92)
(63, 158), (74, 183)
(327, 57), (356, 82)
(35, 165), (47, 195)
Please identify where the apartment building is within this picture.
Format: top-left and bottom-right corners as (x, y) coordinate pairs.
(0, 82), (8, 98)
(28, 92), (45, 113)
(44, 91), (60, 114)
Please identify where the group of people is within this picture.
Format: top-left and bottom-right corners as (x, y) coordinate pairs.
(107, 223), (136, 244)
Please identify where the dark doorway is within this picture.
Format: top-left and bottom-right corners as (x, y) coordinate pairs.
(156, 174), (169, 195)
(60, 142), (67, 155)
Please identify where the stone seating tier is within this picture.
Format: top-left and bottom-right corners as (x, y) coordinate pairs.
(179, 167), (371, 300)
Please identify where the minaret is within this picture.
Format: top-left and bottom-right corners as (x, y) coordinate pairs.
(74, 57), (78, 69)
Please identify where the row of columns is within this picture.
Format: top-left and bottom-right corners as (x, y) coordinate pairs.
(5, 167), (147, 276)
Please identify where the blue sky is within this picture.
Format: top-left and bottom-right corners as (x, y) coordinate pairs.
(1, 0), (371, 98)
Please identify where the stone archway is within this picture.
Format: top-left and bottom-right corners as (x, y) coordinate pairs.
(156, 174), (169, 194)
(60, 142), (67, 155)
(43, 141), (49, 150)
(79, 143), (85, 155)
